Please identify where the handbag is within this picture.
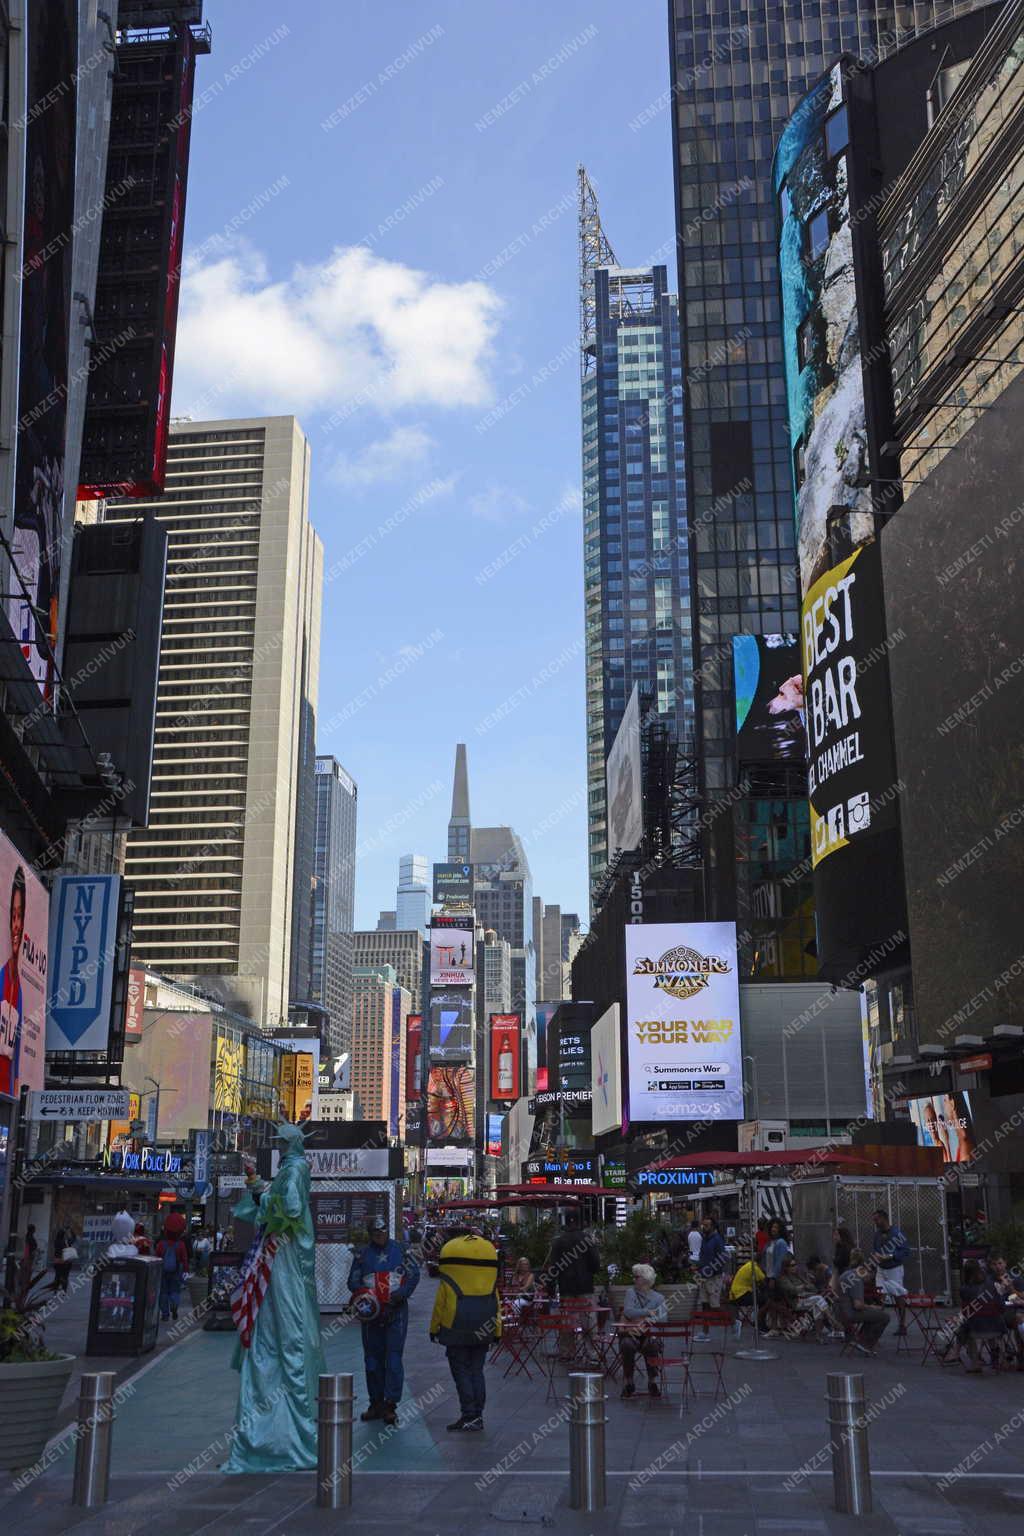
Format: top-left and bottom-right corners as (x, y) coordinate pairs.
(61, 1245), (78, 1262)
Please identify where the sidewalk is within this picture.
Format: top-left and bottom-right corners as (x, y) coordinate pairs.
(3, 1288), (1024, 1533)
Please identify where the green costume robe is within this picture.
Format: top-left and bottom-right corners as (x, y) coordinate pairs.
(224, 1140), (325, 1473)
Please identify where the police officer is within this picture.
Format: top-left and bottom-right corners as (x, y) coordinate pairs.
(348, 1216), (419, 1425)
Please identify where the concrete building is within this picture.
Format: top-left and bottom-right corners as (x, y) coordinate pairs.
(106, 416), (323, 1028)
(351, 964), (409, 1129)
(353, 928), (423, 1013)
(310, 756), (357, 1057)
(376, 911), (397, 931)
(396, 853), (430, 937)
(480, 929), (512, 1021)
(471, 825), (534, 1022)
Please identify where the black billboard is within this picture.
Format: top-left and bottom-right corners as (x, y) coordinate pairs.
(9, 0), (78, 694)
(733, 634), (805, 763)
(433, 861), (473, 903)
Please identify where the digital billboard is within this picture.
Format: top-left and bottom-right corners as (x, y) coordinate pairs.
(429, 996), (474, 1063)
(774, 63), (876, 596)
(426, 1064), (475, 1145)
(389, 990), (402, 1139)
(278, 1052), (316, 1124)
(554, 1006), (592, 1100)
(591, 1004), (622, 1139)
(213, 1035), (243, 1114)
(433, 862), (473, 904)
(485, 1112), (504, 1159)
(733, 634), (805, 763)
(124, 968), (145, 1040)
(535, 1001), (558, 1092)
(46, 875), (121, 1055)
(625, 922), (743, 1121)
(130, 1012), (212, 1139)
(0, 830), (48, 1097)
(489, 1013), (521, 1101)
(9, 1), (78, 693)
(802, 542), (898, 869)
(606, 683), (643, 855)
(907, 1092), (976, 1164)
(405, 1014), (423, 1101)
(430, 925), (474, 986)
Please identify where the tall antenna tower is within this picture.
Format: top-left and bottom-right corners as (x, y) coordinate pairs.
(578, 164), (617, 379)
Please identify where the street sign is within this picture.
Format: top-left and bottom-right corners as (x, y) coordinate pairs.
(959, 1053), (992, 1074)
(27, 1088), (130, 1123)
(218, 1175), (247, 1193)
(194, 1130), (209, 1187)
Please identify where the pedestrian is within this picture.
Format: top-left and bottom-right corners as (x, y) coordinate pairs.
(728, 1257), (765, 1339)
(836, 1250), (890, 1354)
(348, 1216), (419, 1427)
(19, 1224), (38, 1291)
(618, 1263), (667, 1398)
(429, 1224), (501, 1434)
(50, 1221), (77, 1292)
(870, 1208), (910, 1335)
(761, 1219), (791, 1281)
(133, 1222), (152, 1257)
(687, 1219), (703, 1266)
(194, 1227), (213, 1274)
(776, 1255), (830, 1340)
(155, 1212), (189, 1321)
(832, 1225), (855, 1276)
(542, 1211), (600, 1303)
(755, 1217), (770, 1258)
(693, 1214), (727, 1339)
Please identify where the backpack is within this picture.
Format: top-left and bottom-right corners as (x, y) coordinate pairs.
(161, 1240), (181, 1274)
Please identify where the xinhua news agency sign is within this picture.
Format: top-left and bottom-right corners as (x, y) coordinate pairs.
(47, 875), (121, 1053)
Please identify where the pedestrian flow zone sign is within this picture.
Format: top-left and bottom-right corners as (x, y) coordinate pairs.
(27, 1088), (131, 1122)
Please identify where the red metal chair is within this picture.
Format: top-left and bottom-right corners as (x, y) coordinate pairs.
(647, 1323), (695, 1405)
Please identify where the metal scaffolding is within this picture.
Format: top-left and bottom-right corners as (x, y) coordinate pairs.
(578, 164), (617, 379)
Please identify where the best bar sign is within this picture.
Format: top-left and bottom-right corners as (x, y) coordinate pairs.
(28, 1088), (131, 1122)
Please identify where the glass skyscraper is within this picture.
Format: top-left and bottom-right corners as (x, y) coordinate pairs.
(667, 0), (991, 971)
(580, 187), (693, 891)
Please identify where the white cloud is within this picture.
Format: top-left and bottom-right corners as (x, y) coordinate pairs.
(329, 425), (434, 487)
(467, 484), (531, 523)
(172, 244), (502, 418)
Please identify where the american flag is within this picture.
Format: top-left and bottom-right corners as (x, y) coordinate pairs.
(230, 1232), (278, 1348)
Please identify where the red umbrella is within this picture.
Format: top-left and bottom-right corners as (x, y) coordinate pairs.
(497, 1182), (627, 1197)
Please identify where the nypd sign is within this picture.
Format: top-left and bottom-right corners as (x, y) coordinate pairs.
(47, 875), (121, 1052)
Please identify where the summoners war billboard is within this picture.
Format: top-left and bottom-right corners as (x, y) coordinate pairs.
(625, 922), (743, 1121)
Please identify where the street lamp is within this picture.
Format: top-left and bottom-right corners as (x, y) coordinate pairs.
(743, 1053), (760, 1121)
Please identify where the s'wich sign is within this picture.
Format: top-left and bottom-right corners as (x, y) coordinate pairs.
(624, 922), (743, 1122)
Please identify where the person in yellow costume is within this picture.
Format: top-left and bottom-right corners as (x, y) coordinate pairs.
(429, 1226), (501, 1432)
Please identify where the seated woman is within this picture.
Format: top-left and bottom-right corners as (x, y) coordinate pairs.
(506, 1255), (537, 1314)
(618, 1263), (668, 1399)
(776, 1256), (830, 1341)
(835, 1251), (890, 1355)
(959, 1260), (1009, 1373)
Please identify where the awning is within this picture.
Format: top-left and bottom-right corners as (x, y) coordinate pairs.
(639, 1147), (878, 1174)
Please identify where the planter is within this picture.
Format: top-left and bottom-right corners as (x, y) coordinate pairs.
(659, 1283), (697, 1321)
(185, 1274), (208, 1311)
(0, 1354), (75, 1471)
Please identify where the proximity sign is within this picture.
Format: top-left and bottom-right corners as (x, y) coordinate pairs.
(625, 921), (743, 1121)
(28, 1087), (130, 1122)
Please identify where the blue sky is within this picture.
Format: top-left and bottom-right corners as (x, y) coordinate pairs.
(172, 0), (678, 930)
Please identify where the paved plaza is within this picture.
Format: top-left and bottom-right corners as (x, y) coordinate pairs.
(3, 1288), (1024, 1534)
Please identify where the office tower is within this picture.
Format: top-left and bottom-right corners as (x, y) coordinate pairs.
(353, 928), (423, 1012)
(447, 742), (471, 860)
(480, 929), (513, 1020)
(471, 825), (534, 1022)
(376, 911), (397, 931)
(666, 0), (992, 966)
(396, 853), (430, 937)
(540, 903), (570, 1001)
(310, 756), (357, 1057)
(289, 676), (318, 1004)
(578, 169), (693, 892)
(351, 964), (409, 1128)
(561, 912), (581, 961)
(106, 417), (324, 1028)
(532, 895), (545, 1004)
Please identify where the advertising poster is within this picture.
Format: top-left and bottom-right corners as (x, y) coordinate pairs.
(733, 634), (805, 762)
(908, 1092), (976, 1164)
(130, 1012), (213, 1139)
(124, 967), (145, 1039)
(106, 1091), (141, 1153)
(555, 1009), (592, 1099)
(591, 1003), (622, 1138)
(46, 874), (120, 1054)
(429, 926), (474, 986)
(426, 1064), (475, 1145)
(625, 922), (743, 1121)
(0, 830), (49, 1097)
(388, 991), (402, 1139)
(605, 684), (643, 854)
(429, 996), (474, 1064)
(213, 1035), (244, 1114)
(9, 1), (78, 693)
(485, 1112), (504, 1159)
(405, 1014), (423, 1101)
(802, 542), (898, 869)
(535, 1001), (558, 1092)
(271, 1036), (320, 1122)
(433, 862), (473, 904)
(489, 1013), (521, 1101)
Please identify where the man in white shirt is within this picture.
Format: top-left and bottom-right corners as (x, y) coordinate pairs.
(687, 1221), (702, 1265)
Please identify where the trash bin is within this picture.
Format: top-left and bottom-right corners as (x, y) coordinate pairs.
(86, 1258), (161, 1356)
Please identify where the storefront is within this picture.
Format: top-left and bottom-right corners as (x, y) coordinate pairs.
(30, 1161), (199, 1266)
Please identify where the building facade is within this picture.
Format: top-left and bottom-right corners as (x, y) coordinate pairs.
(666, 0), (992, 972)
(471, 825), (535, 1022)
(106, 417), (324, 1028)
(352, 928), (423, 1013)
(579, 183), (693, 889)
(396, 852), (430, 937)
(310, 755), (357, 1057)
(351, 964), (409, 1129)
(447, 743), (471, 860)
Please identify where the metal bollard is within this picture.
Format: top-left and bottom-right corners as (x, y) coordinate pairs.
(826, 1372), (872, 1514)
(72, 1372), (116, 1508)
(567, 1372), (607, 1512)
(317, 1372), (354, 1509)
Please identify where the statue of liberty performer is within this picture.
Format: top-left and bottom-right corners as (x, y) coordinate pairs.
(224, 1122), (325, 1473)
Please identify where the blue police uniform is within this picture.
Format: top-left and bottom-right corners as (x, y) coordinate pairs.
(348, 1237), (419, 1411)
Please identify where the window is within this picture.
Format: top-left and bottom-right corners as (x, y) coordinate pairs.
(825, 104), (848, 160)
(807, 209), (829, 261)
(779, 183), (792, 222)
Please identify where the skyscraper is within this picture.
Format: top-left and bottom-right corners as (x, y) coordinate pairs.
(666, 0), (989, 969)
(352, 928), (423, 1013)
(396, 853), (430, 937)
(351, 964), (409, 1128)
(311, 756), (357, 1056)
(447, 742), (471, 860)
(106, 416), (323, 1028)
(471, 826), (534, 1023)
(578, 170), (692, 892)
